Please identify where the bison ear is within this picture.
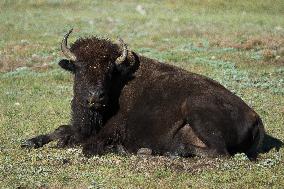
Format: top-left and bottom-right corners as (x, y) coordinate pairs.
(58, 59), (76, 73)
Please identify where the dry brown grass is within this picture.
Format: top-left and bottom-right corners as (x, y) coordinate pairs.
(212, 35), (284, 51)
(126, 155), (218, 174)
(0, 42), (55, 72)
(210, 34), (284, 65)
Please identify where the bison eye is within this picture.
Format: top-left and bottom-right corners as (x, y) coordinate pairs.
(59, 59), (76, 73)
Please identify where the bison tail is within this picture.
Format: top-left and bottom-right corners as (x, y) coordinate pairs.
(246, 117), (265, 159)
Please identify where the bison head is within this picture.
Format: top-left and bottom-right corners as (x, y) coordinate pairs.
(58, 29), (132, 111)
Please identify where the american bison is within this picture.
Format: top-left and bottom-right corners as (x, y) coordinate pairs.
(22, 29), (265, 159)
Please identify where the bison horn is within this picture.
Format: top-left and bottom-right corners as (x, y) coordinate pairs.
(61, 28), (77, 61)
(115, 38), (128, 65)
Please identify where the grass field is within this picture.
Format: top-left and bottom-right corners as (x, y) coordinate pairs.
(0, 0), (284, 188)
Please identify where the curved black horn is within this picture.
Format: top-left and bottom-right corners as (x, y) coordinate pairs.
(115, 38), (128, 65)
(61, 28), (77, 61)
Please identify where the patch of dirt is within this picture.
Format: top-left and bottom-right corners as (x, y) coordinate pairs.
(211, 34), (284, 65)
(125, 155), (220, 174)
(0, 42), (55, 72)
(0, 55), (23, 72)
(212, 35), (284, 51)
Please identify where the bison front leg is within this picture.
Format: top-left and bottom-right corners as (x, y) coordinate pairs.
(82, 112), (127, 157)
(82, 139), (127, 157)
(21, 125), (74, 149)
(82, 127), (124, 156)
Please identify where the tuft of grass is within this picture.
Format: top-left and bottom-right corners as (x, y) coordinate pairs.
(0, 0), (283, 188)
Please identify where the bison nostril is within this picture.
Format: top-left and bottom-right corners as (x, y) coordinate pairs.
(87, 91), (105, 104)
(88, 96), (95, 104)
(89, 91), (96, 96)
(98, 92), (105, 99)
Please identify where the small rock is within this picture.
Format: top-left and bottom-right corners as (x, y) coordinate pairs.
(32, 54), (39, 58)
(107, 17), (114, 22)
(137, 148), (152, 155)
(275, 26), (283, 31)
(116, 144), (128, 155)
(14, 102), (20, 106)
(172, 17), (179, 22)
(136, 5), (146, 15)
(15, 66), (28, 72)
(88, 20), (94, 25)
(20, 39), (29, 45)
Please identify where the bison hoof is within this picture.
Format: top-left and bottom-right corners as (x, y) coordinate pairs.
(56, 136), (74, 148)
(82, 147), (96, 157)
(82, 143), (102, 157)
(21, 138), (42, 149)
(21, 135), (49, 149)
(116, 145), (128, 155)
(137, 148), (152, 156)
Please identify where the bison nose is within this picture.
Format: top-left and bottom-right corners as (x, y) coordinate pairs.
(97, 90), (105, 100)
(88, 90), (105, 103)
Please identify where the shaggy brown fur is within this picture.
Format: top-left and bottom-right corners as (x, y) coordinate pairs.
(70, 37), (120, 63)
(22, 35), (266, 159)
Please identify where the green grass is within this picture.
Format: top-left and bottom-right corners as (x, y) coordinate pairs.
(0, 0), (284, 188)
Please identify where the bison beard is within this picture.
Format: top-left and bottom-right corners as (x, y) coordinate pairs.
(22, 29), (267, 159)
(71, 101), (104, 143)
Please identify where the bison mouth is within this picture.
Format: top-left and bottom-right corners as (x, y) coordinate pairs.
(88, 102), (107, 110)
(87, 93), (108, 111)
(88, 98), (109, 112)
(73, 96), (108, 112)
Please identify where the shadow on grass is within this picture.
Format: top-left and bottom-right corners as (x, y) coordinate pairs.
(261, 134), (284, 153)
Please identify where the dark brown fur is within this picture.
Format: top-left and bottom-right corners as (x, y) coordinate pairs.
(22, 35), (266, 159)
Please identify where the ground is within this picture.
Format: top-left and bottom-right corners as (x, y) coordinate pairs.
(0, 0), (283, 188)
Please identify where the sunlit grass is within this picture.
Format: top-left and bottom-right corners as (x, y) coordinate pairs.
(0, 0), (283, 188)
